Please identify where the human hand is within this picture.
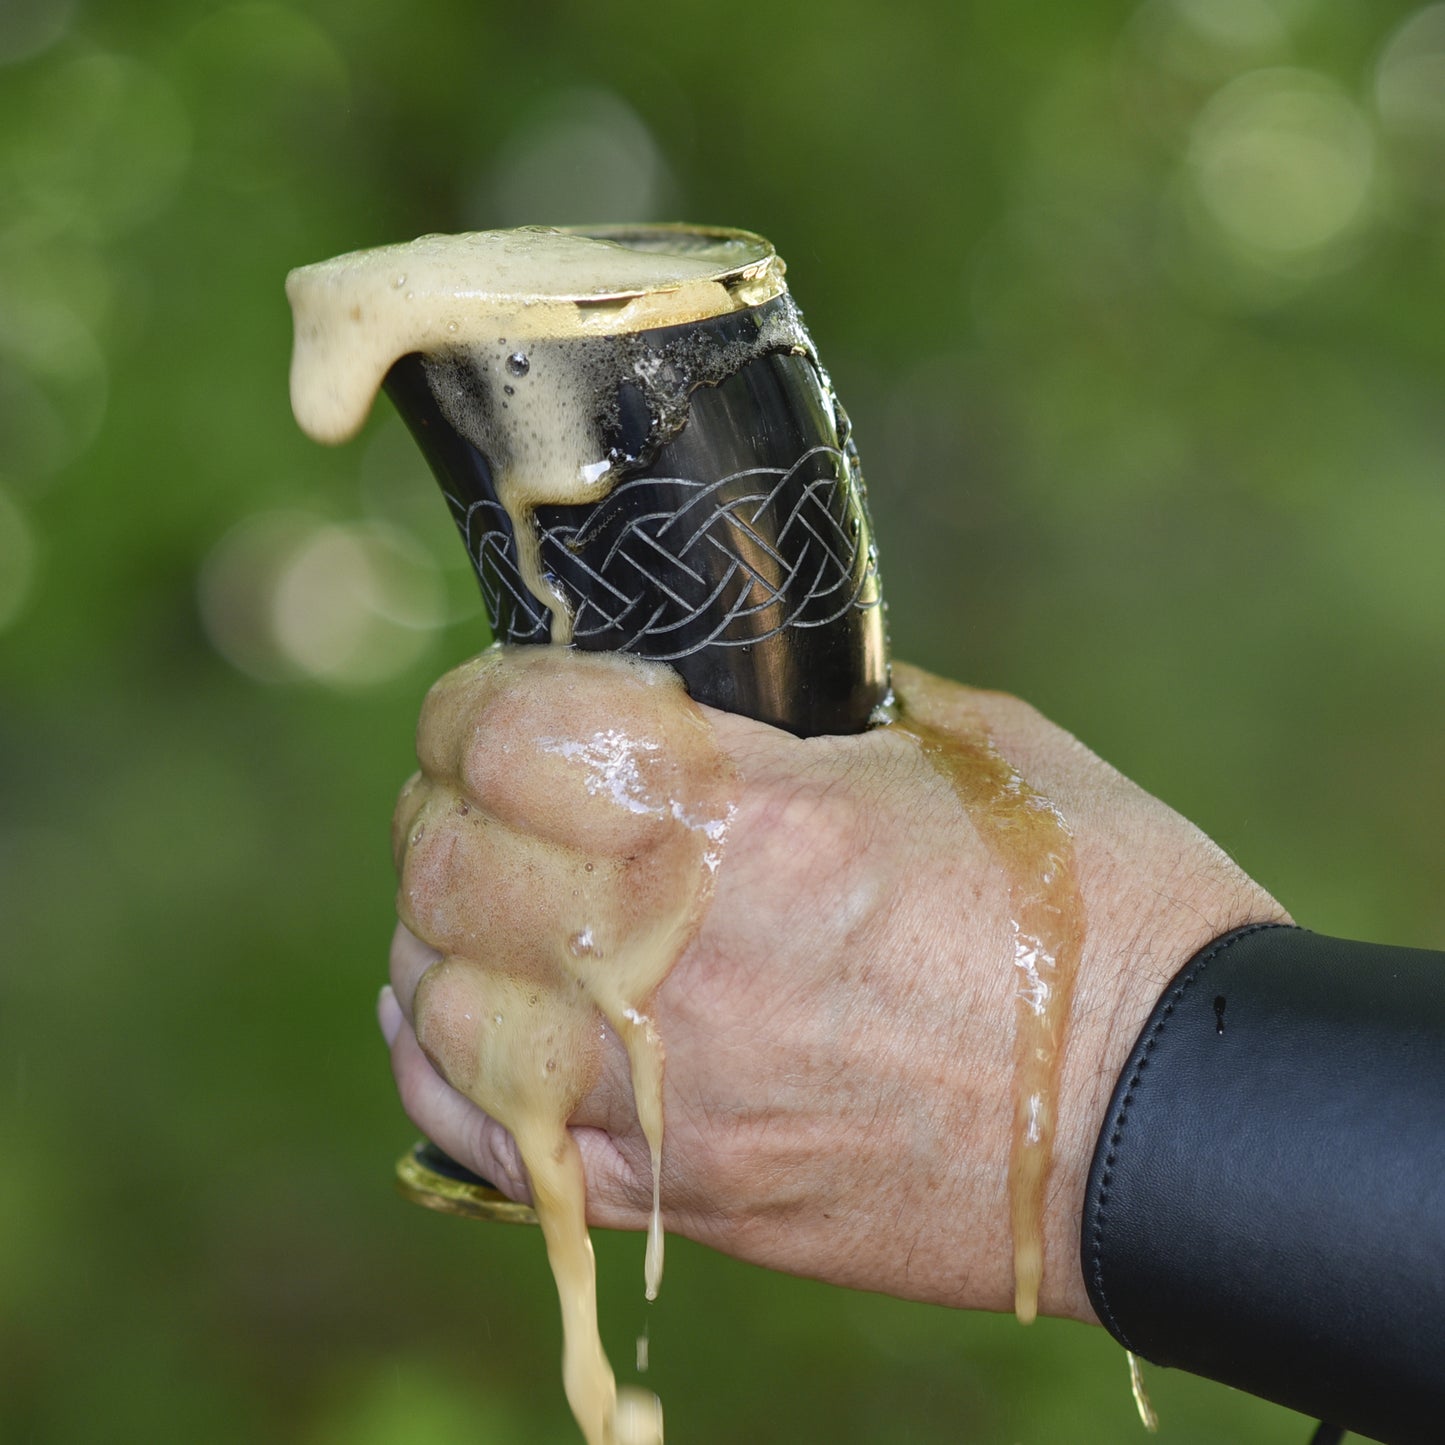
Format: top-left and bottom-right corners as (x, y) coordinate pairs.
(380, 652), (1286, 1323)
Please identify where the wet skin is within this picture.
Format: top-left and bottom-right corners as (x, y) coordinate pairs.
(382, 652), (1287, 1325)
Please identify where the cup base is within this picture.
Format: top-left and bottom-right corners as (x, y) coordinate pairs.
(394, 1138), (540, 1225)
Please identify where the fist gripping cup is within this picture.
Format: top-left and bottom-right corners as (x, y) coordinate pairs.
(288, 224), (889, 736)
(289, 226), (890, 1222)
(288, 226), (891, 1445)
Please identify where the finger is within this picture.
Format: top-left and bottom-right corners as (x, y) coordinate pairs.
(389, 920), (442, 1022)
(450, 650), (727, 856)
(399, 804), (595, 965)
(414, 648), (509, 780)
(569, 1125), (655, 1229)
(378, 983), (404, 1045)
(388, 1014), (533, 1204)
(391, 770), (428, 870)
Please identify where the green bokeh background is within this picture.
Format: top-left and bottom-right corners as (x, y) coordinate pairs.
(3, 1), (1442, 1441)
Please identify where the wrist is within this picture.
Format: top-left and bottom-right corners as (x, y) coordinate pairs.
(1045, 860), (1291, 1323)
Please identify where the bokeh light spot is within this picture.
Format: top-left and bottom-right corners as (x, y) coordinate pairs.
(1187, 68), (1375, 266)
(0, 294), (109, 483)
(272, 522), (443, 686)
(358, 416), (485, 625)
(1375, 5), (1445, 209)
(6, 52), (191, 242)
(1377, 5), (1445, 142)
(0, 0), (76, 67)
(199, 510), (321, 683)
(199, 512), (444, 688)
(177, 4), (349, 193)
(1120, 0), (1292, 100)
(1170, 0), (1289, 54)
(488, 88), (671, 227)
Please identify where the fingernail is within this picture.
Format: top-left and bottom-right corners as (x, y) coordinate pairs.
(377, 984), (404, 1046)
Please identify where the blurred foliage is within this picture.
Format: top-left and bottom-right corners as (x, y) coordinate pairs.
(2, 0), (1443, 1441)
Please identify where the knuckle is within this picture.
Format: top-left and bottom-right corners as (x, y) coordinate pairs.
(412, 959), (483, 1095)
(391, 771), (427, 868)
(416, 649), (504, 778)
(403, 823), (590, 963)
(753, 766), (869, 864)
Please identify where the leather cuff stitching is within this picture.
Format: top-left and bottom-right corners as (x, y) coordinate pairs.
(1087, 920), (1296, 1351)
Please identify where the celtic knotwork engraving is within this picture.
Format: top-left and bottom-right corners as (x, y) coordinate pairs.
(445, 444), (881, 662)
(447, 491), (551, 644)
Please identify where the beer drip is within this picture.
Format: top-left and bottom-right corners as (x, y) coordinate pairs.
(891, 668), (1086, 1326)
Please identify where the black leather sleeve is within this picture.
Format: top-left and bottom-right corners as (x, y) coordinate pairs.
(1081, 923), (1445, 1445)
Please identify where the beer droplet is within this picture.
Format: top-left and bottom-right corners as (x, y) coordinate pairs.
(507, 351), (530, 377)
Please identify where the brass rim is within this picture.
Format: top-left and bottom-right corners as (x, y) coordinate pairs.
(394, 1142), (539, 1225)
(558, 221), (777, 278)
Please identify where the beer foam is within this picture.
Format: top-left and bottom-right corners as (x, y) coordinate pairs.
(287, 225), (800, 646)
(286, 225), (785, 445)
